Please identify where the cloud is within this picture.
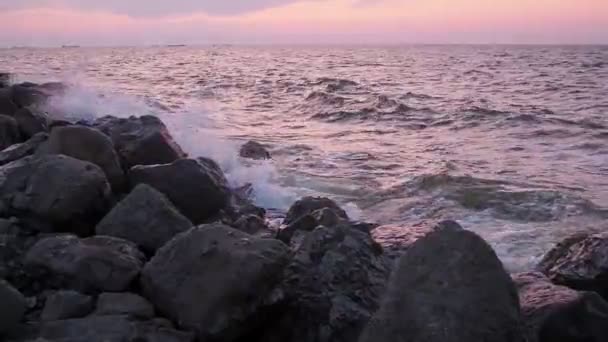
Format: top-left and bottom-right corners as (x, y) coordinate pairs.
(0, 0), (315, 16)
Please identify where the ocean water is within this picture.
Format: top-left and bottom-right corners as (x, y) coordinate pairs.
(1, 45), (607, 271)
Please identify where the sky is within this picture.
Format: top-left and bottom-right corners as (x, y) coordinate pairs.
(0, 0), (607, 46)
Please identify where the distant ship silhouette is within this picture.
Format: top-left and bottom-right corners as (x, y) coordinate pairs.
(61, 45), (80, 48)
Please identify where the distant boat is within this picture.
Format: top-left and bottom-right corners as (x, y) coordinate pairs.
(61, 45), (80, 48)
(166, 44), (187, 47)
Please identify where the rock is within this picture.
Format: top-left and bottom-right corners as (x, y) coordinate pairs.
(284, 196), (348, 226)
(359, 222), (525, 342)
(41, 290), (94, 321)
(25, 235), (145, 293)
(233, 214), (268, 235)
(254, 223), (389, 342)
(48, 119), (72, 129)
(28, 315), (194, 342)
(12, 107), (48, 139)
(0, 155), (111, 235)
(93, 115), (186, 169)
(95, 292), (154, 318)
(130, 159), (230, 224)
(141, 224), (290, 341)
(10, 84), (47, 108)
(0, 88), (18, 116)
(0, 132), (48, 166)
(239, 140), (271, 160)
(96, 184), (193, 253)
(514, 272), (608, 342)
(538, 232), (608, 298)
(0, 279), (26, 335)
(276, 214), (318, 245)
(0, 114), (22, 150)
(0, 72), (9, 88)
(38, 125), (125, 192)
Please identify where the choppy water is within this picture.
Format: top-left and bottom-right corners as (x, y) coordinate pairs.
(1, 45), (607, 271)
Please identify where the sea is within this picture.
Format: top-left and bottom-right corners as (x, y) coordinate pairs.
(1, 45), (607, 271)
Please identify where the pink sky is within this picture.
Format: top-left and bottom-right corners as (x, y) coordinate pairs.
(0, 0), (606, 46)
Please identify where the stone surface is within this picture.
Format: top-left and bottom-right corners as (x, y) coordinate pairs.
(233, 214), (268, 235)
(93, 115), (186, 169)
(141, 224), (290, 341)
(10, 84), (47, 108)
(41, 290), (94, 321)
(38, 125), (125, 192)
(13, 108), (48, 139)
(239, 140), (271, 160)
(0, 133), (48, 166)
(0, 114), (22, 150)
(253, 223), (388, 342)
(0, 279), (26, 335)
(538, 232), (608, 298)
(129, 158), (230, 224)
(25, 235), (145, 293)
(94, 292), (154, 318)
(283, 197), (348, 226)
(0, 88), (18, 116)
(96, 184), (192, 253)
(514, 271), (608, 342)
(276, 214), (318, 245)
(359, 222), (525, 342)
(0, 155), (111, 235)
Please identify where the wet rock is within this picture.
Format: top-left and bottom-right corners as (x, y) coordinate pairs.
(538, 232), (608, 298)
(94, 292), (154, 319)
(93, 115), (187, 169)
(10, 84), (47, 108)
(514, 272), (608, 342)
(0, 132), (48, 166)
(283, 196), (348, 226)
(129, 158), (230, 224)
(0, 279), (26, 335)
(48, 119), (72, 129)
(239, 140), (271, 160)
(28, 315), (194, 342)
(0, 88), (18, 116)
(233, 214), (268, 235)
(359, 222), (525, 342)
(141, 224), (290, 341)
(0, 72), (9, 88)
(96, 184), (193, 253)
(38, 125), (125, 192)
(255, 223), (389, 342)
(12, 107), (48, 139)
(276, 214), (318, 245)
(0, 155), (111, 235)
(25, 235), (145, 293)
(41, 290), (94, 321)
(0, 114), (22, 150)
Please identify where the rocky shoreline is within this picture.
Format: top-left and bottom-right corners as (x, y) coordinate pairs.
(1, 78), (608, 341)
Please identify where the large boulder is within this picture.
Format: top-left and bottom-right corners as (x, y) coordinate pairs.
(0, 114), (21, 150)
(41, 290), (94, 321)
(93, 115), (186, 169)
(0, 88), (18, 116)
(0, 132), (48, 166)
(283, 196), (348, 226)
(252, 223), (388, 342)
(94, 292), (155, 319)
(240, 140), (271, 160)
(514, 272), (608, 342)
(0, 155), (112, 234)
(25, 235), (145, 293)
(0, 279), (26, 335)
(0, 72), (9, 88)
(538, 232), (608, 298)
(38, 125), (125, 192)
(141, 224), (290, 341)
(359, 222), (525, 342)
(21, 315), (194, 342)
(10, 83), (48, 108)
(129, 158), (230, 224)
(12, 107), (48, 139)
(96, 184), (193, 253)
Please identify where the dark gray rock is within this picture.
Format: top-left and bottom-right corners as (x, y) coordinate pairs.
(233, 214), (268, 235)
(239, 140), (271, 160)
(359, 222), (525, 342)
(28, 315), (194, 342)
(514, 272), (608, 342)
(254, 223), (389, 342)
(96, 184), (193, 253)
(0, 73), (9, 88)
(94, 292), (154, 318)
(38, 125), (125, 192)
(276, 214), (318, 245)
(0, 114), (22, 150)
(41, 290), (94, 321)
(93, 115), (187, 169)
(10, 84), (47, 108)
(284, 197), (348, 226)
(0, 279), (26, 335)
(141, 224), (290, 341)
(538, 232), (608, 298)
(0, 155), (111, 235)
(25, 235), (145, 293)
(0, 133), (48, 166)
(129, 158), (230, 224)
(12, 107), (48, 139)
(0, 88), (18, 116)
